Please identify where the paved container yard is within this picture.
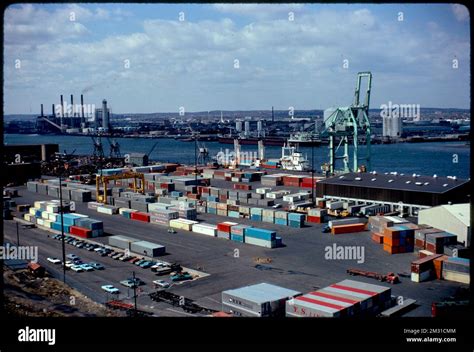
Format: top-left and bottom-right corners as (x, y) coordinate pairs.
(4, 184), (467, 317)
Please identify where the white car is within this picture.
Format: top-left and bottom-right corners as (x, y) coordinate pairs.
(47, 257), (61, 264)
(65, 260), (75, 268)
(80, 264), (94, 272)
(272, 204), (282, 209)
(101, 285), (120, 294)
(153, 280), (170, 289)
(70, 265), (84, 272)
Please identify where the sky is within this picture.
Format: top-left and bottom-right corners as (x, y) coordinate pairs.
(3, 3), (470, 114)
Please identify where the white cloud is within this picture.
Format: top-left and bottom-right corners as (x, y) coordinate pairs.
(212, 3), (305, 19)
(451, 4), (469, 22)
(3, 4), (471, 113)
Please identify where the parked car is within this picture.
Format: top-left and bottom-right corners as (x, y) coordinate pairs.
(67, 254), (80, 260)
(170, 272), (193, 282)
(75, 243), (85, 249)
(65, 260), (75, 268)
(135, 259), (147, 266)
(120, 256), (133, 262)
(47, 257), (61, 264)
(52, 234), (61, 240)
(126, 256), (138, 263)
(79, 264), (94, 272)
(94, 247), (105, 253)
(89, 262), (105, 270)
(101, 285), (120, 294)
(322, 225), (331, 233)
(107, 251), (117, 257)
(120, 277), (145, 288)
(154, 267), (173, 276)
(113, 253), (124, 260)
(70, 265), (84, 272)
(129, 258), (141, 264)
(153, 280), (170, 289)
(140, 261), (154, 269)
(98, 251), (109, 257)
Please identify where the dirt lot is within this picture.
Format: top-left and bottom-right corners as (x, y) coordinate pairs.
(4, 268), (125, 317)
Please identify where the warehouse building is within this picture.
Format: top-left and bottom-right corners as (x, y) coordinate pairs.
(222, 283), (301, 317)
(418, 203), (471, 247)
(316, 172), (471, 216)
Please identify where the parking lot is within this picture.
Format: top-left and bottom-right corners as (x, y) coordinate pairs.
(4, 186), (468, 316)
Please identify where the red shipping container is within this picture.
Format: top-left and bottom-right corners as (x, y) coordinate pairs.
(69, 225), (92, 238)
(130, 212), (150, 222)
(217, 222), (235, 233)
(219, 195), (228, 202)
(331, 223), (366, 235)
(306, 215), (321, 224)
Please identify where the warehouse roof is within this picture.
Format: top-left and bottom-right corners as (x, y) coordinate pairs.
(223, 283), (301, 304)
(318, 172), (469, 194)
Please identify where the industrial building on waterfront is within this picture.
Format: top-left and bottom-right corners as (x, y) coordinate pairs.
(315, 172), (471, 215)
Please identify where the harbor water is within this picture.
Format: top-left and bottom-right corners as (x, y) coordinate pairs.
(4, 134), (470, 179)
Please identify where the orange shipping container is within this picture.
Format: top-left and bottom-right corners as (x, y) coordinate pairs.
(371, 233), (384, 244)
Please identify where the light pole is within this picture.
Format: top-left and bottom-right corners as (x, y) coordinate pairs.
(194, 133), (198, 194)
(311, 136), (315, 205)
(132, 271), (138, 316)
(59, 163), (69, 283)
(16, 222), (20, 246)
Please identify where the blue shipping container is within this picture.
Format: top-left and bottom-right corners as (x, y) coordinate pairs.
(250, 215), (262, 222)
(288, 213), (305, 222)
(244, 227), (276, 241)
(231, 234), (244, 242)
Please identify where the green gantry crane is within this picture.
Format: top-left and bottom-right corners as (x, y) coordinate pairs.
(320, 71), (372, 175)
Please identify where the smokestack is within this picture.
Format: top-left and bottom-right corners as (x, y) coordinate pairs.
(102, 99), (109, 130)
(52, 104), (55, 118)
(272, 106), (274, 123)
(60, 95), (64, 127)
(40, 104), (44, 117)
(70, 94), (74, 117)
(81, 94), (85, 121)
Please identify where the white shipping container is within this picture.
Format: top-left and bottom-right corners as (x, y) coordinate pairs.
(245, 236), (276, 248)
(46, 205), (59, 213)
(192, 223), (218, 237)
(329, 217), (368, 229)
(36, 218), (45, 226)
(97, 206), (114, 215)
(327, 201), (344, 210)
(256, 187), (272, 194)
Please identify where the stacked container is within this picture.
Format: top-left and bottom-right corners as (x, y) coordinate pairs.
(411, 254), (443, 282)
(150, 209), (179, 226)
(262, 209), (275, 223)
(383, 225), (416, 254)
(306, 208), (328, 224)
(217, 221), (238, 239)
(274, 211), (288, 226)
(244, 227), (276, 248)
(230, 224), (251, 243)
(442, 257), (470, 284)
(250, 207), (263, 221)
(288, 213), (305, 228)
